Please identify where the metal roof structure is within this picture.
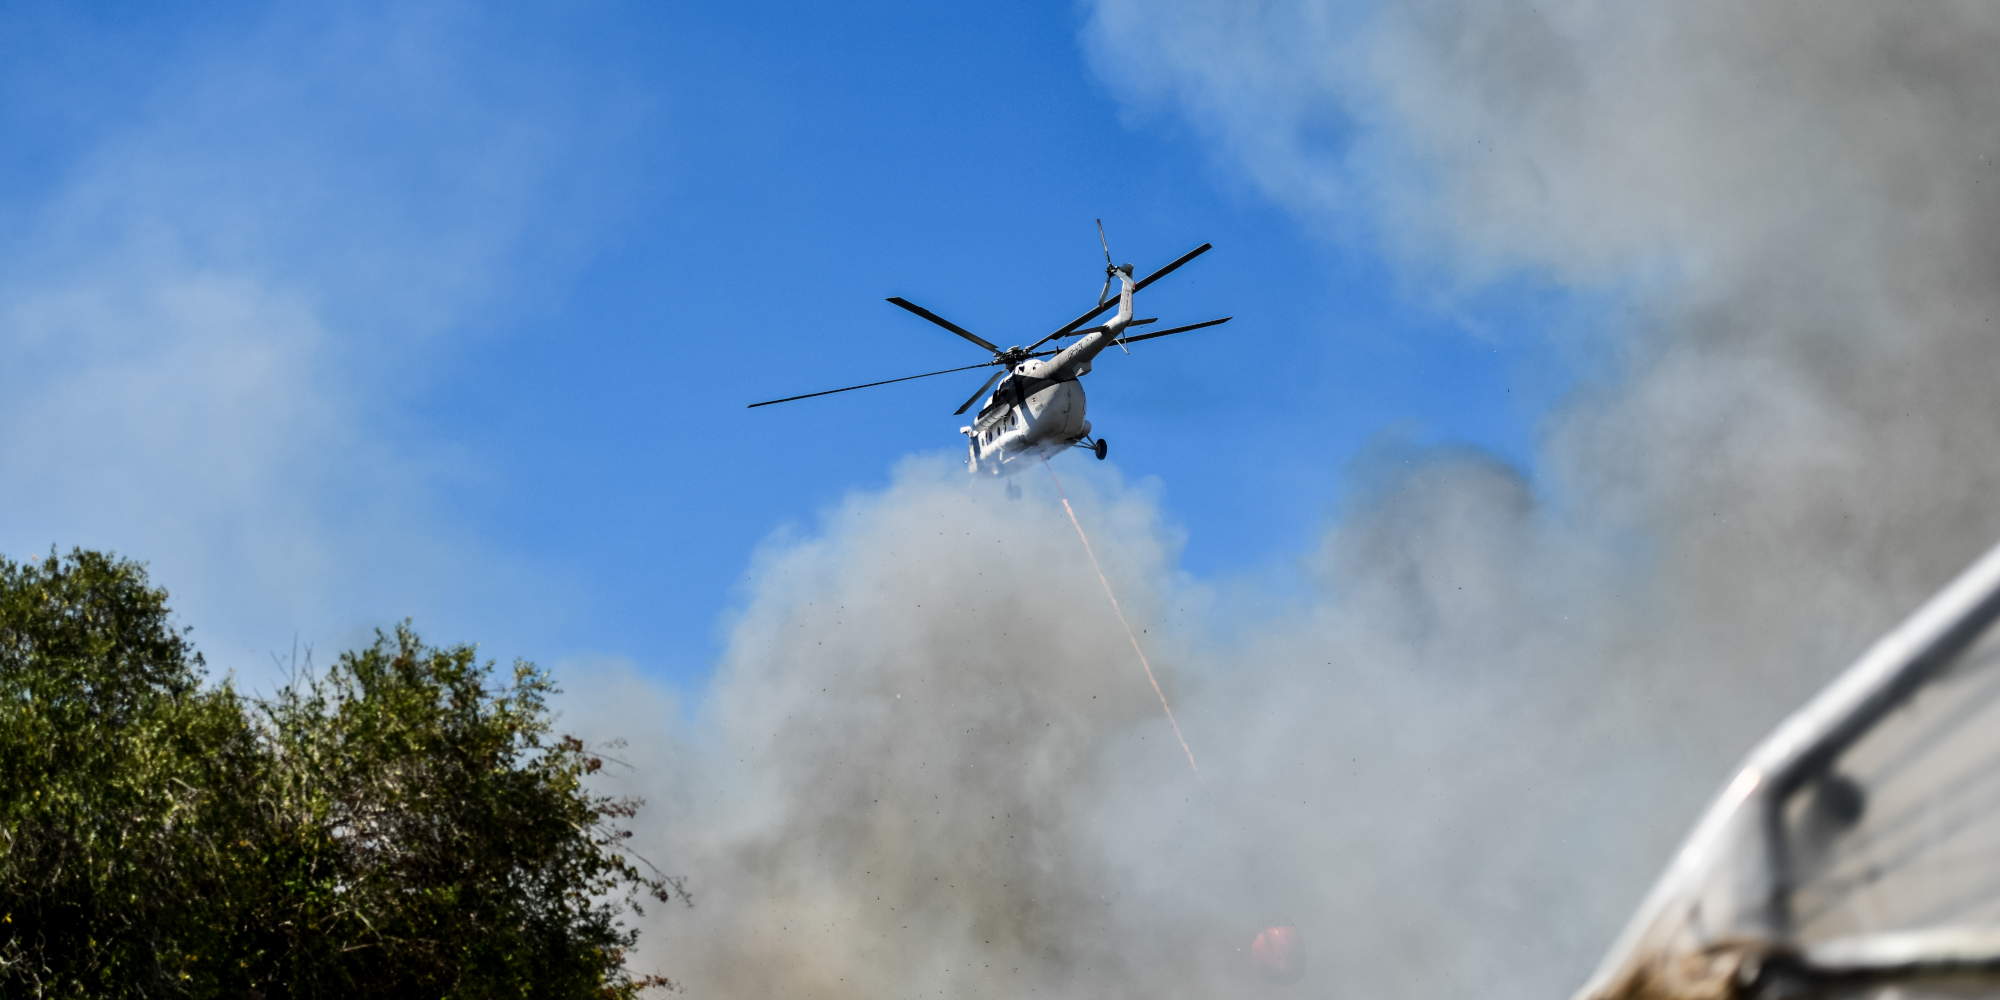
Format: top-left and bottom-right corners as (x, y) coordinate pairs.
(1580, 540), (2000, 1000)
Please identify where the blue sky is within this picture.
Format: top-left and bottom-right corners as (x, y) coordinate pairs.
(23, 7), (2000, 998)
(1, 1), (1582, 695)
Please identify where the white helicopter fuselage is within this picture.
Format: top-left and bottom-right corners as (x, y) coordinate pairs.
(961, 270), (1134, 475)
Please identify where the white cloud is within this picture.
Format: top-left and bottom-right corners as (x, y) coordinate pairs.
(0, 5), (625, 686)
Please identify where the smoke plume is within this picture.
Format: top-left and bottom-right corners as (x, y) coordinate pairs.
(599, 5), (2000, 997)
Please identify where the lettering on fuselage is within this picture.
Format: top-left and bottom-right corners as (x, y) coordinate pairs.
(968, 376), (1087, 466)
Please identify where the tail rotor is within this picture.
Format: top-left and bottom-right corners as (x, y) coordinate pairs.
(1095, 218), (1131, 306)
(1095, 218), (1136, 353)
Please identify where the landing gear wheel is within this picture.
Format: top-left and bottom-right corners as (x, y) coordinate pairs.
(1093, 438), (1109, 461)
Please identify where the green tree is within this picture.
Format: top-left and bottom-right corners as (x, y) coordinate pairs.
(255, 625), (685, 997)
(0, 550), (683, 998)
(0, 549), (262, 996)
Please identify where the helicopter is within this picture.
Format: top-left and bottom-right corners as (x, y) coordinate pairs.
(748, 222), (1232, 476)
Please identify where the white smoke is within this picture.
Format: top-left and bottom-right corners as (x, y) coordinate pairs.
(594, 5), (2000, 997)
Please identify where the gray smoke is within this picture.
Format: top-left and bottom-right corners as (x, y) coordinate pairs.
(595, 5), (2000, 997)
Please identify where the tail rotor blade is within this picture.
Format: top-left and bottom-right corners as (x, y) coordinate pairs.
(953, 368), (1008, 416)
(886, 297), (1001, 353)
(1096, 218), (1113, 268)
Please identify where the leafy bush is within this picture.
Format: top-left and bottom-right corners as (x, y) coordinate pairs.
(0, 550), (682, 998)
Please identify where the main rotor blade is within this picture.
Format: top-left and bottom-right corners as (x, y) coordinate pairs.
(1116, 316), (1232, 345)
(953, 368), (1008, 416)
(886, 297), (1001, 353)
(1032, 242), (1214, 350)
(748, 359), (1001, 408)
(1016, 318), (1216, 362)
(1130, 242), (1212, 293)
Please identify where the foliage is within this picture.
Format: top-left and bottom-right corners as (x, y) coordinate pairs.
(0, 550), (683, 998)
(0, 549), (261, 997)
(253, 625), (686, 997)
